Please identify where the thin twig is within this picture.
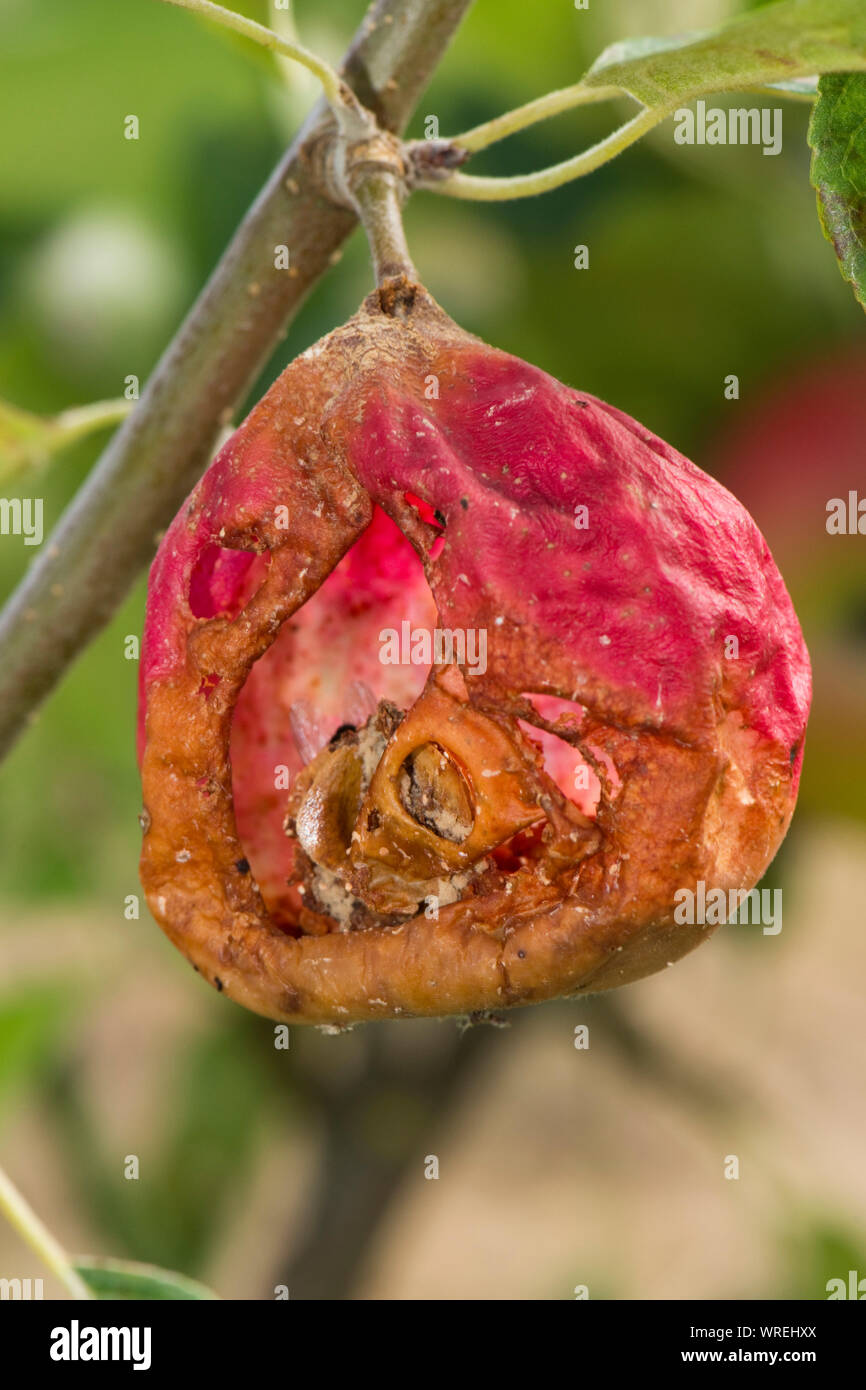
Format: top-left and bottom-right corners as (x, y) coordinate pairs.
(52, 399), (133, 440)
(0, 1162), (92, 1300)
(159, 0), (351, 120)
(423, 103), (671, 201)
(450, 81), (624, 152)
(0, 398), (133, 484)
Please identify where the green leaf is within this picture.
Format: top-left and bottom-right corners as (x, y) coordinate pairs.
(585, 0), (866, 109)
(74, 1256), (219, 1301)
(0, 398), (130, 485)
(808, 72), (866, 309)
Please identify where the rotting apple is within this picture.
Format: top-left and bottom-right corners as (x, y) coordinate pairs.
(138, 276), (811, 1025)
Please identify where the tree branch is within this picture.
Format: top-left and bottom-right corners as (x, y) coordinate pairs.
(0, 0), (474, 762)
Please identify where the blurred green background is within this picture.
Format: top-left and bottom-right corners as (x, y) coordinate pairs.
(0, 0), (864, 1299)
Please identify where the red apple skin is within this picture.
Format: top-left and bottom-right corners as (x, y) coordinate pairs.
(707, 348), (866, 820)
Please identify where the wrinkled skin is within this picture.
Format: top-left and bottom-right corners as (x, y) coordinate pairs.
(138, 279), (811, 1025)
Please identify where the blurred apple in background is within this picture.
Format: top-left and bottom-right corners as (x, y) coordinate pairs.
(23, 207), (189, 383)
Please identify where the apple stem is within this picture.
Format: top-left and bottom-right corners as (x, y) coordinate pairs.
(354, 170), (418, 286)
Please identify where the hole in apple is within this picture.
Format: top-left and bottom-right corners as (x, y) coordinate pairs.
(189, 544), (270, 620)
